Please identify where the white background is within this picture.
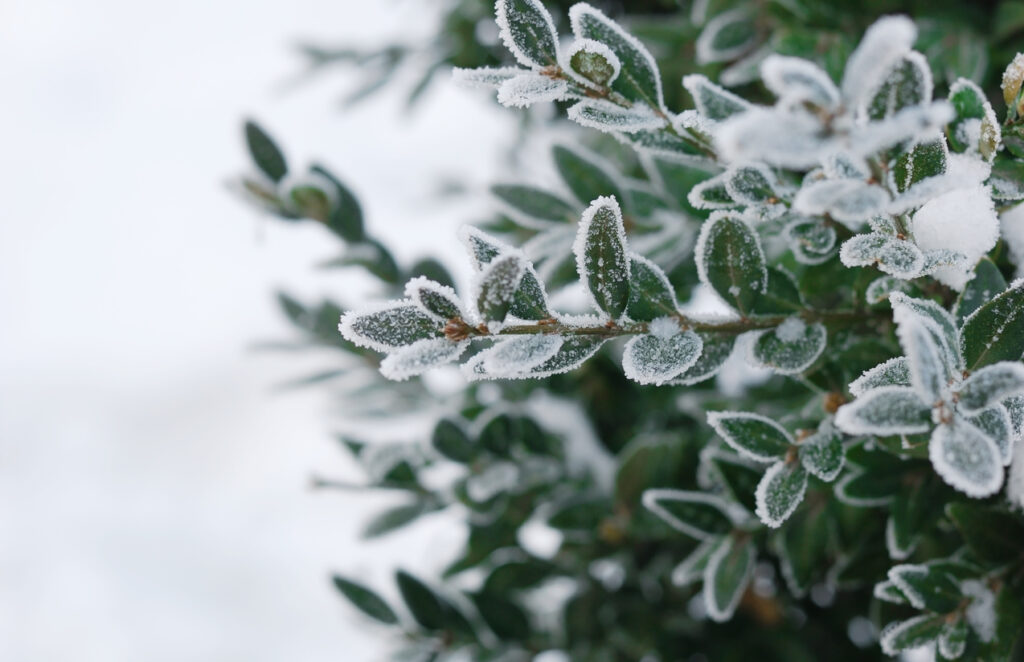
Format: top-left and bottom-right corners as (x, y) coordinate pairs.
(0, 1), (517, 659)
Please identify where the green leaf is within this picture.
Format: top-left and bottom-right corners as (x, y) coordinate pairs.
(798, 426), (844, 482)
(625, 254), (678, 321)
(866, 53), (932, 121)
(569, 42), (618, 86)
(755, 460), (808, 528)
(990, 159), (1024, 201)
(431, 418), (477, 463)
(478, 413), (519, 457)
(321, 239), (401, 284)
(881, 614), (946, 656)
(886, 476), (937, 560)
(960, 279), (1024, 369)
(622, 327), (702, 385)
(709, 454), (760, 513)
(946, 502), (1024, 564)
(957, 363), (1024, 414)
(483, 560), (554, 593)
(775, 500), (831, 597)
(553, 144), (623, 207)
(548, 495), (611, 531)
(496, 0), (559, 68)
(576, 196), (630, 319)
(749, 319), (827, 375)
(696, 213), (767, 315)
(725, 163), (778, 205)
(471, 592), (530, 641)
(244, 120), (288, 182)
(938, 616), (968, 659)
(892, 138), (947, 193)
(707, 411), (793, 463)
(955, 258), (1007, 327)
(672, 332), (735, 385)
(395, 570), (470, 634)
(642, 489), (736, 540)
(491, 184), (575, 224)
(682, 74), (752, 122)
(703, 533), (755, 622)
(948, 78), (1000, 160)
(749, 268), (804, 316)
(311, 164), (364, 242)
(339, 303), (441, 352)
(696, 9), (757, 64)
(509, 267), (553, 320)
(406, 277), (462, 321)
(569, 4), (665, 110)
(477, 254), (525, 323)
(363, 502), (429, 539)
(671, 538), (719, 586)
(332, 575), (400, 625)
(888, 563), (963, 613)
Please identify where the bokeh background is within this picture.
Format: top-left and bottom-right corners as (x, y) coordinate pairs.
(0, 1), (517, 659)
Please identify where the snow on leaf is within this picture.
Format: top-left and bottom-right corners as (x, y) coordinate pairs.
(452, 66), (525, 89)
(879, 614), (945, 656)
(956, 363), (1024, 415)
(890, 291), (961, 378)
(497, 73), (569, 108)
(574, 195), (631, 319)
(929, 419), (1004, 497)
(565, 38), (620, 86)
(641, 488), (737, 540)
(495, 0), (560, 69)
(669, 332), (735, 386)
(961, 579), (997, 643)
(695, 212), (767, 315)
(716, 107), (831, 169)
(895, 313), (948, 404)
(841, 15), (917, 113)
(380, 339), (468, 381)
(339, 301), (442, 353)
(969, 404), (1014, 466)
(567, 98), (667, 133)
(954, 258), (1006, 327)
(852, 101), (955, 157)
(839, 233), (924, 279)
(459, 225), (507, 270)
(760, 55), (839, 110)
(702, 534), (755, 623)
(707, 411), (793, 463)
(864, 51), (933, 121)
(784, 218), (836, 264)
(865, 275), (910, 304)
(682, 74), (752, 122)
(476, 253), (526, 324)
(696, 8), (756, 65)
(746, 319), (826, 375)
(909, 184), (999, 291)
(849, 356), (910, 397)
(405, 276), (463, 321)
(948, 78), (1001, 162)
(755, 460), (808, 528)
(569, 3), (666, 111)
(480, 334), (564, 377)
(793, 179), (890, 226)
(687, 172), (735, 210)
(622, 327), (703, 385)
(834, 385), (932, 436)
(799, 425), (845, 482)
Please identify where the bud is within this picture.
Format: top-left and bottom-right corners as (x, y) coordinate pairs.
(1001, 53), (1024, 120)
(566, 39), (620, 87)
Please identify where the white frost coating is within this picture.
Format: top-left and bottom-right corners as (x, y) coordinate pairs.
(696, 8), (755, 65)
(649, 315), (681, 339)
(853, 101), (955, 156)
(839, 234), (924, 279)
(694, 212), (768, 306)
(1008, 434), (1024, 510)
(929, 420), (1004, 497)
(707, 410), (794, 462)
(497, 74), (569, 108)
(760, 55), (839, 109)
(473, 252), (526, 325)
(682, 74), (752, 123)
(890, 291), (960, 382)
(879, 615), (938, 656)
(567, 98), (667, 133)
(885, 516), (916, 561)
(724, 162), (779, 205)
(481, 334), (564, 377)
(338, 299), (439, 353)
(886, 564), (930, 610)
(849, 356), (910, 397)
(641, 488), (742, 539)
(458, 224), (512, 271)
(961, 579), (996, 643)
(702, 535), (754, 623)
(622, 329), (703, 385)
(404, 276), (464, 321)
(452, 66), (524, 89)
(776, 317), (806, 343)
(956, 363), (1024, 415)
(862, 51), (932, 119)
(1001, 203), (1024, 278)
(950, 78), (1001, 161)
(910, 184), (999, 290)
(834, 386), (930, 436)
(671, 538), (717, 586)
(495, 0), (559, 69)
(687, 173), (734, 210)
(794, 179), (889, 225)
(380, 339), (468, 381)
(716, 108), (830, 168)
(562, 38), (621, 87)
(572, 195), (630, 318)
(754, 460), (807, 528)
(745, 321), (827, 375)
(841, 15), (917, 111)
(895, 314), (947, 404)
(873, 579), (908, 604)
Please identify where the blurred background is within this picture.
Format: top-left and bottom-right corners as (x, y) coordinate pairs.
(0, 1), (517, 659)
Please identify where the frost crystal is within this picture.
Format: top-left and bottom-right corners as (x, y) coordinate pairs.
(910, 185), (999, 290)
(564, 38), (620, 87)
(495, 0), (560, 69)
(497, 74), (569, 108)
(849, 357), (910, 397)
(929, 420), (1004, 497)
(622, 329), (703, 385)
(452, 66), (524, 89)
(956, 362), (1024, 415)
(839, 233), (924, 279)
(682, 74), (752, 122)
(380, 339), (468, 381)
(339, 300), (442, 353)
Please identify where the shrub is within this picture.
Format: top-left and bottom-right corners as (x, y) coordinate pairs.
(235, 1), (1024, 660)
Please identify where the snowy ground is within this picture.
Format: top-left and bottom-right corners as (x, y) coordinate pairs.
(0, 1), (515, 659)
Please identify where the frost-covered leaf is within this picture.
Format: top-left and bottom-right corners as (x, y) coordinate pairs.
(716, 108), (831, 169)
(467, 335), (605, 380)
(969, 404), (1014, 465)
(568, 98), (667, 133)
(760, 55), (839, 110)
(892, 137), (947, 193)
(948, 78), (1001, 161)
(682, 74), (751, 122)
(799, 425), (844, 482)
(834, 385), (931, 436)
(695, 213), (767, 314)
(574, 196), (630, 319)
(990, 159), (1024, 201)
(755, 460), (807, 528)
(793, 179), (889, 226)
(405, 277), (463, 321)
(696, 8), (756, 65)
(919, 249), (966, 276)
(566, 38), (620, 86)
(460, 225), (504, 270)
(339, 302), (442, 352)
(724, 163), (779, 205)
(785, 218), (836, 264)
(909, 184), (999, 291)
(747, 318), (826, 375)
(839, 233), (924, 279)
(671, 538), (718, 586)
(866, 275), (909, 304)
(452, 66), (524, 89)
(476, 253), (526, 323)
(495, 0), (560, 69)
(880, 614), (946, 656)
(687, 172), (735, 210)
(865, 52), (932, 121)
(957, 363), (1024, 415)
(888, 563), (963, 613)
(380, 338), (468, 381)
(891, 292), (961, 391)
(244, 120), (288, 183)
(960, 278), (1024, 369)
(625, 254), (677, 321)
(1005, 395), (1024, 441)
(849, 357), (911, 397)
(939, 617), (969, 659)
(641, 489), (736, 540)
(854, 102), (955, 158)
(670, 333), (735, 385)
(497, 73), (569, 108)
(569, 4), (665, 110)
(510, 266), (553, 321)
(707, 411), (793, 462)
(622, 324), (702, 385)
(929, 419), (1004, 497)
(703, 534), (755, 622)
(553, 144), (624, 207)
(874, 579), (909, 604)
(954, 258), (1007, 327)
(841, 15), (918, 113)
(477, 334), (564, 378)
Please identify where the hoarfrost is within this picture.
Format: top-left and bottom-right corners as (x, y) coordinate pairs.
(380, 339), (468, 381)
(849, 357), (910, 397)
(641, 488), (741, 540)
(760, 55), (839, 109)
(480, 334), (564, 377)
(682, 74), (752, 123)
(702, 534), (755, 622)
(969, 405), (1014, 465)
(834, 385), (931, 436)
(339, 300), (442, 353)
(724, 163), (779, 205)
(929, 419), (1004, 497)
(755, 460), (808, 528)
(563, 38), (621, 87)
(649, 315), (682, 339)
(716, 108), (830, 169)
(707, 411), (793, 463)
(622, 328), (703, 385)
(956, 362), (1024, 415)
(879, 615), (942, 656)
(452, 66), (524, 89)
(497, 74), (569, 108)
(474, 252), (526, 324)
(746, 320), (826, 375)
(799, 425), (844, 482)
(495, 0), (560, 69)
(839, 233), (924, 279)
(895, 314), (948, 403)
(841, 15), (917, 112)
(568, 98), (667, 132)
(910, 184), (999, 290)
(573, 195), (631, 319)
(405, 276), (464, 321)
